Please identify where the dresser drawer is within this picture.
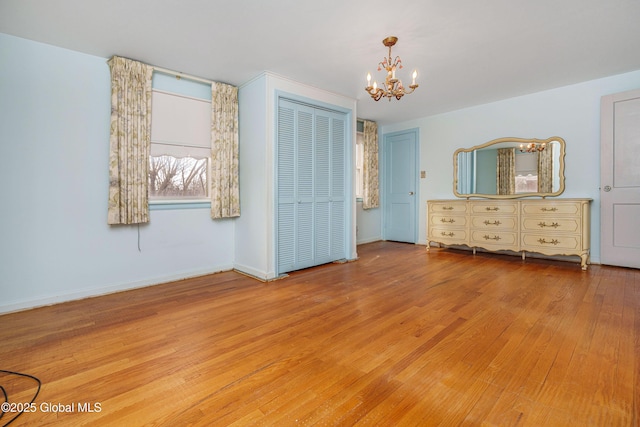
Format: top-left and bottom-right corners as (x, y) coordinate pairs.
(522, 233), (581, 251)
(470, 202), (518, 215)
(429, 214), (468, 228)
(430, 227), (468, 244)
(471, 215), (517, 230)
(429, 201), (468, 214)
(521, 201), (581, 216)
(470, 230), (518, 247)
(522, 217), (580, 233)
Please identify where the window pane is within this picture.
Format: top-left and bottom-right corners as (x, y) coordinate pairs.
(149, 155), (209, 198)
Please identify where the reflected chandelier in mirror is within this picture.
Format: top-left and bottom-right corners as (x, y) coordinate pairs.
(453, 137), (566, 199)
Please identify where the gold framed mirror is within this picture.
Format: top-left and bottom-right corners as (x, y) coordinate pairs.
(453, 136), (566, 199)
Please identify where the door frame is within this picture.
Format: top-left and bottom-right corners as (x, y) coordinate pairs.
(381, 128), (420, 243)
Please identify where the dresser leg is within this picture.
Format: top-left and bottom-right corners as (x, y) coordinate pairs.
(580, 254), (589, 270)
(522, 252), (526, 260)
(426, 241), (430, 252)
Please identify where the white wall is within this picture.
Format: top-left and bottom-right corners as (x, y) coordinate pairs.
(356, 201), (382, 244)
(235, 75), (270, 278)
(0, 33), (235, 313)
(381, 70), (640, 263)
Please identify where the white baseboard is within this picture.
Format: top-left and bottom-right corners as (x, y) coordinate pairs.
(232, 262), (278, 281)
(356, 237), (382, 245)
(0, 265), (234, 315)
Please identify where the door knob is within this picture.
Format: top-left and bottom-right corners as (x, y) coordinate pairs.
(409, 191), (414, 195)
(603, 185), (611, 192)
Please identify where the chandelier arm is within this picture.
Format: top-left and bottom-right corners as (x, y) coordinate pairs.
(402, 86), (418, 95)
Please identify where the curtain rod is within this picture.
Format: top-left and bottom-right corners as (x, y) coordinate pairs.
(152, 65), (214, 86)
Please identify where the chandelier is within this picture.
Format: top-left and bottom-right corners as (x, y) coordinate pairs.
(519, 142), (546, 153)
(365, 36), (418, 101)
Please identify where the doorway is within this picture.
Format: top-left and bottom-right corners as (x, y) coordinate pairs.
(600, 88), (640, 268)
(276, 98), (348, 274)
(382, 129), (419, 243)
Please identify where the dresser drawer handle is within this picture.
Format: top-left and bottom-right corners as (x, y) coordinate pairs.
(537, 221), (559, 228)
(537, 238), (560, 245)
(483, 220), (502, 226)
(540, 207), (558, 212)
(442, 206), (454, 210)
(483, 235), (501, 241)
(440, 218), (455, 223)
(441, 232), (455, 237)
(485, 207), (500, 211)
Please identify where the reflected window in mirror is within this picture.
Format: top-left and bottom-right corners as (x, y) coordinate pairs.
(515, 152), (538, 193)
(453, 137), (565, 199)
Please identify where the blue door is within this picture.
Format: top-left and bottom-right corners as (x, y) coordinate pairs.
(277, 99), (347, 274)
(383, 129), (418, 243)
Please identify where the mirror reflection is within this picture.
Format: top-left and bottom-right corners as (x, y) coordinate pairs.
(454, 137), (565, 199)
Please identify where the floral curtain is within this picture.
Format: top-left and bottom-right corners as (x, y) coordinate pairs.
(362, 120), (379, 209)
(537, 143), (554, 193)
(107, 56), (153, 225)
(210, 82), (240, 219)
(496, 147), (516, 195)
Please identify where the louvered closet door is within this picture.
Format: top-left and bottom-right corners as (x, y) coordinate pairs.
(277, 99), (346, 274)
(295, 104), (315, 268)
(329, 113), (346, 261)
(277, 101), (297, 273)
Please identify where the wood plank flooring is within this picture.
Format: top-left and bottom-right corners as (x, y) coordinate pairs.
(1, 241), (638, 426)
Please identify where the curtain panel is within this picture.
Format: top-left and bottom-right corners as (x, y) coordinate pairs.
(107, 56), (153, 225)
(210, 82), (240, 219)
(362, 120), (379, 209)
(496, 147), (516, 195)
(537, 143), (554, 193)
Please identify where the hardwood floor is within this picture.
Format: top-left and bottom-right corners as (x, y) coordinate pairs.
(1, 241), (638, 426)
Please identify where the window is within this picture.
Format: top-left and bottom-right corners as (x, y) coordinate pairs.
(149, 73), (212, 203)
(355, 120), (364, 199)
(514, 151), (538, 193)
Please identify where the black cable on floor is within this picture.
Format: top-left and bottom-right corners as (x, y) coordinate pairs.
(0, 385), (7, 424)
(0, 370), (41, 427)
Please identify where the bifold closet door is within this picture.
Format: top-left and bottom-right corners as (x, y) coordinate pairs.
(277, 99), (346, 274)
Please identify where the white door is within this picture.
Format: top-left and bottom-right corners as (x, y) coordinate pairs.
(600, 88), (640, 268)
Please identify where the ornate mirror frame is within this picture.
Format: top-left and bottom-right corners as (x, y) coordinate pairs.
(453, 136), (566, 199)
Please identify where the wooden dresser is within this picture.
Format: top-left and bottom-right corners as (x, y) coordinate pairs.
(427, 199), (592, 269)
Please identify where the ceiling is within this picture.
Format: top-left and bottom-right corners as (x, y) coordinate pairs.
(2, 0), (640, 125)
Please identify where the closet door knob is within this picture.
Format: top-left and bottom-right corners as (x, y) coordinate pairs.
(409, 191), (414, 195)
(603, 185), (611, 192)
